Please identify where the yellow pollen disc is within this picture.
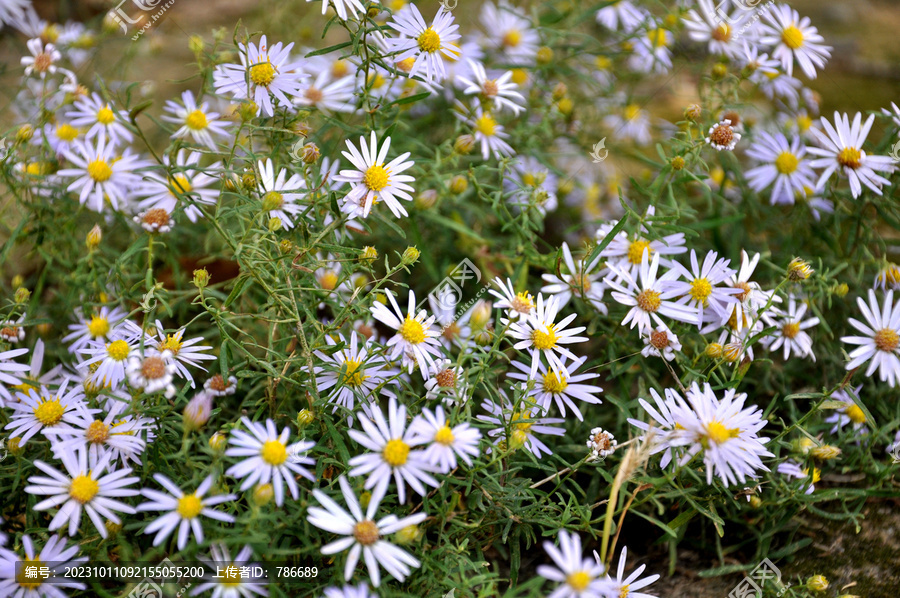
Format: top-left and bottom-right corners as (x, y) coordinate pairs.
(482, 79), (499, 98)
(249, 61), (276, 87)
(510, 68), (527, 85)
(185, 109), (208, 130)
(542, 371), (568, 393)
(474, 114), (497, 137)
(34, 398), (64, 425)
(364, 164), (390, 192)
(87, 159), (113, 182)
(86, 420), (110, 444)
(353, 520), (380, 545)
(647, 28), (668, 48)
(96, 106), (116, 125)
(712, 23), (731, 42)
(158, 334), (183, 355)
(511, 291), (534, 314)
(797, 115), (812, 132)
(845, 403), (865, 424)
(399, 316), (426, 344)
(368, 73), (386, 89)
(383, 438), (410, 467)
(502, 29), (522, 48)
(177, 494), (203, 519)
(837, 147), (861, 170)
(169, 175), (193, 195)
(319, 270), (339, 291)
(650, 329), (669, 349)
(88, 316), (110, 338)
(619, 585), (630, 598)
(706, 421), (740, 444)
(141, 356), (168, 380)
(532, 326), (558, 350)
(261, 440), (288, 465)
(567, 571), (591, 592)
(17, 557), (43, 589)
(689, 278), (713, 304)
(781, 25), (804, 49)
(106, 339), (130, 361)
(636, 289), (661, 312)
(417, 28), (441, 53)
(332, 60), (349, 78)
(595, 56), (612, 70)
(434, 426), (455, 445)
(874, 328), (899, 352)
(627, 239), (651, 264)
(624, 104), (641, 121)
(395, 57), (416, 73)
(734, 282), (752, 303)
(341, 359), (368, 387)
(782, 322), (800, 339)
(775, 151), (799, 175)
(69, 475), (100, 504)
(56, 123), (78, 141)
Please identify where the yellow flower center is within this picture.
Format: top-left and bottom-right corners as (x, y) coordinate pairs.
(353, 520), (380, 545)
(106, 339), (130, 361)
(775, 151), (799, 175)
(845, 403), (866, 424)
(781, 25), (804, 49)
(177, 493), (203, 519)
(34, 398), (64, 425)
(185, 109), (208, 130)
(797, 114), (812, 132)
(87, 316), (110, 338)
(87, 159), (113, 182)
(521, 171), (546, 187)
(383, 438), (410, 467)
(650, 329), (669, 349)
(262, 191), (284, 211)
(542, 371), (568, 393)
(96, 106), (116, 125)
(319, 270), (339, 290)
(627, 239), (651, 264)
(86, 420), (110, 444)
(636, 289), (661, 312)
(647, 28), (668, 48)
(511, 291), (534, 314)
(624, 104), (641, 121)
(399, 316), (426, 344)
(69, 474), (100, 504)
(169, 175), (193, 195)
(782, 322), (800, 339)
(332, 59), (349, 78)
(249, 61), (276, 87)
(874, 328), (899, 352)
(689, 278), (713, 304)
(395, 58), (416, 73)
(158, 334), (183, 355)
(261, 440), (288, 465)
(17, 557), (43, 590)
(482, 79), (499, 98)
(837, 147), (861, 170)
(341, 359), (368, 387)
(567, 571), (591, 592)
(475, 114), (497, 137)
(417, 28), (441, 53)
(436, 367), (457, 388)
(532, 326), (558, 350)
(595, 56), (612, 70)
(434, 426), (455, 445)
(364, 164), (390, 192)
(56, 123), (78, 141)
(712, 23), (731, 42)
(502, 29), (522, 48)
(706, 421), (740, 445)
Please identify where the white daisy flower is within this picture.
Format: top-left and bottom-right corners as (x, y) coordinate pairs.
(824, 385), (868, 435)
(44, 400), (150, 470)
(504, 292), (588, 378)
(507, 355), (602, 421)
(58, 136), (146, 214)
(25, 447), (139, 538)
(205, 374), (238, 397)
(225, 417), (315, 506)
(0, 535), (87, 597)
(706, 119), (741, 151)
(423, 359), (470, 407)
(190, 543), (269, 598)
(597, 206), (687, 279)
(5, 381), (87, 445)
(0, 346), (30, 405)
(806, 112), (895, 199)
(21, 37), (61, 78)
(307, 475), (427, 587)
(78, 331), (135, 390)
(640, 323), (681, 361)
(457, 60), (525, 115)
(628, 24), (674, 75)
(370, 290), (442, 380)
(682, 0), (749, 58)
(602, 102), (653, 146)
(309, 0), (367, 20)
(627, 386), (681, 469)
(62, 305), (129, 354)
(347, 396), (438, 506)
(35, 120), (84, 156)
(454, 102), (515, 160)
(875, 263), (900, 291)
(754, 69), (803, 108)
(758, 4), (832, 79)
(256, 158), (307, 230)
(386, 5), (460, 85)
(761, 295), (820, 361)
(776, 460), (819, 494)
(477, 396), (565, 459)
(745, 131), (818, 205)
(841, 289), (900, 387)
(504, 156), (559, 215)
(595, 0), (645, 32)
(137, 474), (237, 550)
(213, 35), (307, 117)
(126, 349), (177, 396)
(145, 319), (216, 386)
(162, 90), (230, 150)
(65, 92), (133, 144)
(586, 427), (617, 460)
(409, 406), (481, 473)
(605, 249), (699, 333)
(136, 150), (223, 223)
(490, 277), (535, 320)
(536, 530), (613, 598)
(334, 131), (416, 219)
(602, 546), (661, 598)
(134, 209), (175, 234)
(479, 0), (540, 66)
(295, 71), (356, 113)
(427, 290), (475, 349)
(314, 331), (396, 417)
(0, 317), (25, 343)
(664, 249), (741, 327)
(719, 250), (780, 332)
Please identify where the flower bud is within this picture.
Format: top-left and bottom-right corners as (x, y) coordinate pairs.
(712, 63), (728, 79)
(671, 156), (685, 170)
(297, 409), (315, 427)
(280, 239), (293, 254)
(209, 432), (227, 452)
(748, 496), (762, 508)
(7, 437), (23, 456)
(450, 175), (468, 194)
(253, 483), (275, 506)
(300, 142), (320, 164)
(241, 172), (256, 190)
(188, 35), (204, 55)
(705, 343), (723, 358)
(454, 134), (475, 155)
(268, 217), (283, 232)
(806, 575), (828, 592)
(183, 391), (213, 431)
(84, 224), (103, 251)
(401, 246), (420, 266)
(360, 246), (378, 263)
(469, 300), (492, 330)
(105, 521), (123, 537)
(552, 82), (568, 101)
(536, 46), (553, 65)
(11, 275), (24, 289)
(16, 124), (34, 142)
(810, 445), (841, 460)
(237, 101), (258, 122)
(834, 282), (849, 297)
(359, 490), (372, 510)
(557, 97), (573, 115)
(473, 325), (494, 347)
(14, 287), (30, 304)
(193, 268), (210, 290)
(415, 189), (438, 210)
(684, 104), (702, 121)
(394, 524), (421, 544)
(787, 257), (813, 281)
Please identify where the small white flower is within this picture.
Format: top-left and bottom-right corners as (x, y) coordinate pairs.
(595, 0), (645, 32)
(603, 546), (661, 598)
(370, 290), (442, 380)
(5, 381), (87, 445)
(162, 90), (230, 150)
(479, 0), (540, 65)
(776, 460), (819, 494)
(641, 323), (681, 361)
(841, 289), (900, 387)
(454, 102), (515, 161)
(664, 249), (741, 327)
(334, 131), (416, 219)
(824, 386), (868, 435)
(136, 150), (223, 223)
(540, 242), (608, 313)
(78, 330), (136, 390)
(761, 295), (820, 361)
(508, 355), (602, 421)
(204, 374), (238, 396)
(706, 119), (741, 151)
(257, 158), (307, 229)
(477, 396), (565, 459)
(536, 530), (613, 598)
(57, 135), (145, 213)
(126, 349), (177, 396)
(386, 5), (460, 85)
(314, 331), (396, 416)
(758, 4), (832, 79)
(62, 306), (129, 354)
(21, 37), (61, 78)
(0, 535), (87, 596)
(65, 92), (134, 144)
(586, 427), (617, 460)
(457, 60), (525, 115)
(410, 406), (482, 473)
(504, 293), (588, 378)
(489, 277), (535, 320)
(44, 400), (150, 470)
